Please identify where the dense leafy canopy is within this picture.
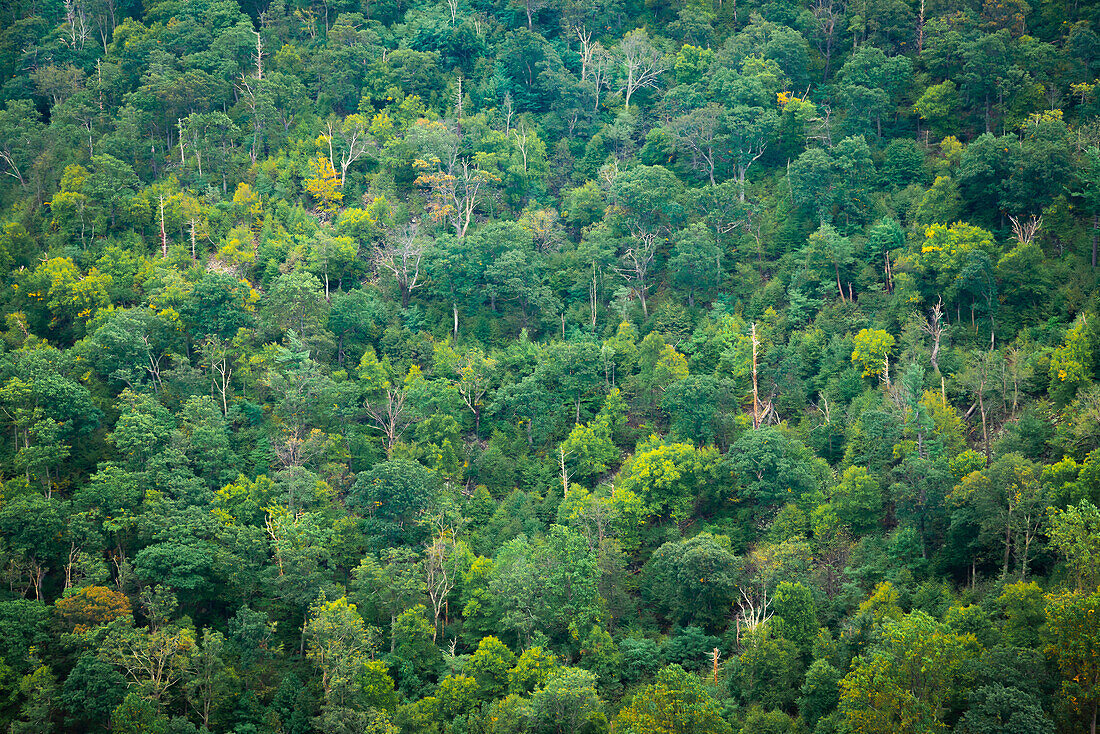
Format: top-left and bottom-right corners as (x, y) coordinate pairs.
(0, 0), (1098, 730)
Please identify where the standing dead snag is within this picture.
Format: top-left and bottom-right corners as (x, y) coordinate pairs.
(612, 226), (659, 317)
(921, 297), (945, 374)
(415, 157), (496, 239)
(751, 322), (761, 429)
(374, 223), (426, 309)
(1008, 213), (1042, 247)
(425, 521), (460, 642)
(616, 29), (667, 108)
(735, 585), (772, 643)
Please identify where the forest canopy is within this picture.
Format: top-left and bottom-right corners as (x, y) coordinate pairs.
(1, 0), (1100, 731)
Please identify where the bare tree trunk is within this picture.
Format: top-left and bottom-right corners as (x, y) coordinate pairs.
(979, 379), (989, 464)
(560, 445), (570, 501)
(159, 195), (168, 258)
(751, 323), (761, 429)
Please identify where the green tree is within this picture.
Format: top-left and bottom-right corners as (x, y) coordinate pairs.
(351, 549), (424, 650)
(642, 533), (739, 631)
(949, 454), (1049, 578)
(735, 626), (804, 711)
(528, 667), (607, 734)
(467, 636), (517, 700)
(615, 664), (731, 734)
(668, 223), (721, 307)
(1044, 589), (1100, 734)
(798, 659), (841, 729)
(1047, 500), (1100, 591)
(771, 582), (817, 657)
(840, 611), (980, 734)
(851, 328), (895, 378)
(956, 684), (1054, 734)
(0, 100), (44, 190)
(348, 459), (438, 547)
(306, 595), (380, 707)
(58, 655), (127, 733)
(618, 438), (721, 524)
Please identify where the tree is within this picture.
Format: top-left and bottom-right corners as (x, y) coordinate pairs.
(726, 427), (824, 508)
(1048, 500), (1100, 591)
(351, 549), (424, 652)
(727, 105), (778, 202)
(186, 628), (232, 730)
(467, 636), (517, 699)
(1045, 589), (1100, 734)
(560, 416), (619, 486)
(949, 454), (1049, 578)
(1071, 146), (1100, 269)
(669, 103), (725, 186)
(54, 586), (130, 633)
(262, 271), (333, 356)
(735, 626), (804, 711)
(615, 664), (732, 734)
(308, 232), (360, 301)
(445, 345), (497, 437)
(424, 523), (465, 641)
(804, 224), (854, 303)
(667, 223), (721, 308)
(835, 46), (911, 138)
(102, 621), (197, 704)
(86, 154), (139, 232)
(306, 595), (379, 707)
(509, 646), (560, 694)
(771, 582), (817, 657)
(0, 100), (43, 189)
(839, 611), (979, 734)
(321, 113), (375, 186)
(415, 155), (496, 239)
(392, 604), (442, 688)
(111, 691), (169, 734)
(642, 533), (739, 631)
(528, 667), (607, 734)
(851, 328), (895, 378)
(823, 465), (882, 535)
(0, 495), (67, 599)
(618, 439), (721, 525)
(305, 156), (344, 215)
(490, 526), (600, 645)
(10, 664), (57, 734)
(347, 459), (439, 547)
(374, 223), (426, 309)
(799, 659), (841, 729)
(180, 111), (238, 178)
(616, 30), (667, 108)
(914, 81), (961, 140)
(357, 350), (422, 458)
(59, 654), (127, 733)
(956, 684), (1054, 734)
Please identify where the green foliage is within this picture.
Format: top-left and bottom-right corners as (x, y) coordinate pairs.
(1048, 500), (1100, 591)
(618, 438), (722, 524)
(839, 611), (980, 734)
(615, 664), (731, 734)
(735, 626), (804, 711)
(643, 533), (739, 631)
(306, 595), (380, 706)
(851, 329), (895, 378)
(0, 0), (1095, 729)
(1043, 589), (1100, 732)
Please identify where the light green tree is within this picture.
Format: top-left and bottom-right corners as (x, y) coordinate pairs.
(305, 595), (380, 707)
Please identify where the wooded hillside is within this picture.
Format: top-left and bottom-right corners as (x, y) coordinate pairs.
(1, 0), (1100, 731)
